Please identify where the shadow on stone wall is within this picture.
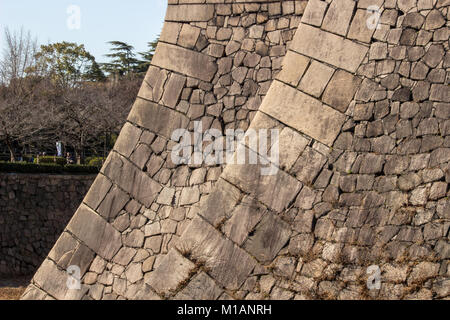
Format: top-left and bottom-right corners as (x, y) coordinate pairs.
(0, 173), (95, 276)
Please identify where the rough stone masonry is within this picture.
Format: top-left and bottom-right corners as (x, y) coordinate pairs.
(22, 0), (449, 300)
(0, 173), (94, 276)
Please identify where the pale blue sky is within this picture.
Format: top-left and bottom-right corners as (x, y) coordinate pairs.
(0, 0), (168, 62)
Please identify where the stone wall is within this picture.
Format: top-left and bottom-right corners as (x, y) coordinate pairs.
(23, 0), (449, 300)
(0, 173), (94, 276)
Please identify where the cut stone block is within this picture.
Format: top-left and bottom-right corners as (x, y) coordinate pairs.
(48, 232), (78, 266)
(322, 70), (362, 113)
(178, 24), (201, 49)
(298, 60), (335, 98)
(292, 146), (328, 185)
(260, 80), (346, 146)
(83, 174), (112, 210)
(174, 272), (223, 300)
(146, 249), (195, 295)
(102, 153), (162, 208)
(347, 9), (377, 43)
(33, 259), (88, 300)
(165, 5), (214, 22)
(322, 0), (355, 36)
(67, 205), (122, 260)
(113, 122), (141, 158)
(292, 24), (368, 73)
(180, 217), (256, 290)
(243, 213), (292, 264)
(199, 178), (241, 227)
(97, 186), (130, 221)
(278, 127), (310, 170)
(223, 197), (268, 246)
(159, 22), (181, 44)
(128, 98), (189, 139)
(302, 0), (328, 27)
(161, 73), (186, 108)
(276, 51), (310, 86)
(223, 155), (302, 213)
(152, 42), (217, 82)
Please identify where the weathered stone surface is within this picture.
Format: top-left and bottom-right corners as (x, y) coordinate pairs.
(128, 99), (189, 139)
(302, 0), (328, 27)
(243, 213), (291, 263)
(321, 0), (355, 36)
(199, 178), (241, 227)
(103, 153), (162, 207)
(146, 249), (195, 295)
(347, 9), (376, 43)
(292, 24), (368, 73)
(32, 259), (88, 300)
(278, 127), (310, 170)
(83, 175), (112, 210)
(165, 5), (214, 22)
(114, 122), (141, 158)
(152, 43), (217, 82)
(277, 51), (309, 86)
(298, 61), (335, 98)
(96, 186), (129, 221)
(223, 197), (267, 246)
(180, 217), (256, 290)
(322, 70), (362, 113)
(223, 159), (302, 212)
(161, 73), (186, 108)
(292, 147), (327, 184)
(174, 272), (222, 300)
(260, 81), (346, 146)
(67, 205), (122, 260)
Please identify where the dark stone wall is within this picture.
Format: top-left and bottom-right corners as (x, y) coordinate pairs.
(0, 173), (95, 275)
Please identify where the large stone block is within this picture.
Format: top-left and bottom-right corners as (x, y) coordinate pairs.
(260, 81), (346, 146)
(67, 205), (122, 260)
(128, 98), (189, 139)
(174, 272), (223, 300)
(347, 9), (377, 43)
(102, 153), (162, 207)
(322, 70), (362, 113)
(83, 174), (112, 210)
(179, 217), (256, 290)
(96, 186), (130, 221)
(278, 127), (310, 171)
(223, 157), (302, 213)
(291, 24), (368, 73)
(223, 197), (268, 246)
(199, 178), (242, 227)
(298, 60), (335, 98)
(165, 5), (214, 22)
(321, 0), (355, 36)
(277, 51), (310, 86)
(146, 249), (195, 295)
(161, 73), (186, 108)
(32, 259), (88, 300)
(113, 122), (142, 158)
(152, 43), (217, 82)
(243, 212), (292, 264)
(302, 0), (328, 27)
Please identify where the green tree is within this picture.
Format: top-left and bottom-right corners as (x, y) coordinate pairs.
(102, 41), (143, 76)
(33, 42), (104, 87)
(137, 36), (159, 73)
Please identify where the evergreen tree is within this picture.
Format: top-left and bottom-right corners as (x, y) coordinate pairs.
(137, 36), (159, 73)
(102, 41), (142, 76)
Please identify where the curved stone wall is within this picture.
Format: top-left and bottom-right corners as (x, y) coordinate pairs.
(22, 0), (307, 300)
(23, 0), (449, 300)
